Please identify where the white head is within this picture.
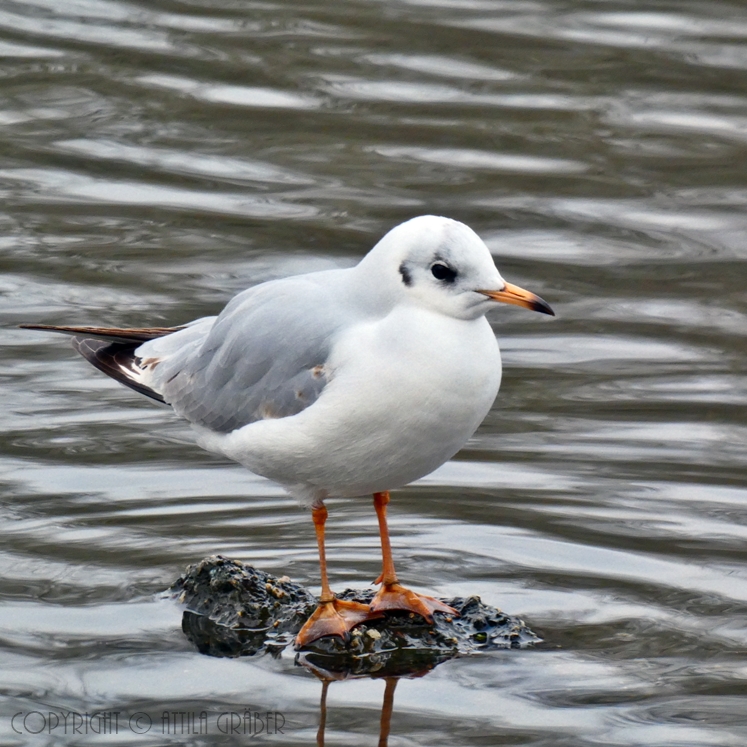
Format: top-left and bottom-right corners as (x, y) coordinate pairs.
(358, 215), (553, 321)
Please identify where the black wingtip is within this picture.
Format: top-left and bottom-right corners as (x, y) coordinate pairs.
(18, 323), (185, 342)
(72, 337), (166, 404)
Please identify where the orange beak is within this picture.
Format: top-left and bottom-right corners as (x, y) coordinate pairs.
(477, 282), (555, 316)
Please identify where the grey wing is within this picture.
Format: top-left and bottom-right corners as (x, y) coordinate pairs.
(139, 274), (345, 433)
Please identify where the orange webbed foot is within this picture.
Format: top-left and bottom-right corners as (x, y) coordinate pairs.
(295, 598), (383, 649)
(369, 582), (457, 622)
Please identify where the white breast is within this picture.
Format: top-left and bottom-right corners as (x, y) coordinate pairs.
(198, 305), (502, 501)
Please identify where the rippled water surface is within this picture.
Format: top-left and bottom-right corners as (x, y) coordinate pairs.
(2, 0), (747, 744)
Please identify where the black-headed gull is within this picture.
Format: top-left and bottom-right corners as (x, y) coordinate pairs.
(22, 215), (554, 647)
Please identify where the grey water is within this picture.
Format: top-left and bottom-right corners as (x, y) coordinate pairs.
(2, 0), (747, 744)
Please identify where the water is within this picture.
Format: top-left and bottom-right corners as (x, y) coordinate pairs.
(2, 0), (747, 744)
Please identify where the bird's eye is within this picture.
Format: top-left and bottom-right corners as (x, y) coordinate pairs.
(431, 263), (457, 283)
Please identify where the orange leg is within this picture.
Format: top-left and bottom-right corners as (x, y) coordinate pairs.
(313, 502), (334, 603)
(369, 491), (457, 621)
(295, 502), (381, 649)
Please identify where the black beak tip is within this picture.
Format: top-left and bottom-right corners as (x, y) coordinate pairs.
(533, 297), (555, 317)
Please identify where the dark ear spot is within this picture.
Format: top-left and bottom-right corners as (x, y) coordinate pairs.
(399, 262), (412, 286)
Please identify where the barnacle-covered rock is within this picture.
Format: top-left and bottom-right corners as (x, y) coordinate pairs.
(169, 556), (540, 676)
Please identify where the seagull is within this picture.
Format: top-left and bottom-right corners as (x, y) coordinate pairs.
(22, 215), (554, 647)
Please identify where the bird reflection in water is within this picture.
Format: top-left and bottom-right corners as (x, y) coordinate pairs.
(299, 642), (444, 747)
(174, 557), (540, 743)
(311, 672), (399, 747)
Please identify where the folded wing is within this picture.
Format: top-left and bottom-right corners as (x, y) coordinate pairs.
(143, 276), (346, 432)
(24, 273), (350, 434)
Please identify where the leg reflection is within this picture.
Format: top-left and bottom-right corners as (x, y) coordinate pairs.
(378, 678), (398, 747)
(317, 679), (329, 747)
(314, 676), (399, 747)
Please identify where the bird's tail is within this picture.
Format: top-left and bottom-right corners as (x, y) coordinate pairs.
(19, 323), (184, 403)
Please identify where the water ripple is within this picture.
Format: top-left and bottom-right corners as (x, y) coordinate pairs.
(1, 0), (746, 744)
(0, 168), (318, 219)
(136, 73), (322, 110)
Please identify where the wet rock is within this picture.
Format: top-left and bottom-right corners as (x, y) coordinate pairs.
(169, 556), (541, 676)
(170, 555), (316, 656)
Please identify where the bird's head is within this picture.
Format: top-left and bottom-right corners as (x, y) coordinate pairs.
(361, 215), (554, 321)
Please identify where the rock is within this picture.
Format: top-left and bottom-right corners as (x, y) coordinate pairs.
(169, 556), (541, 677)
